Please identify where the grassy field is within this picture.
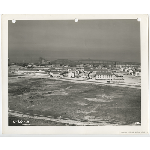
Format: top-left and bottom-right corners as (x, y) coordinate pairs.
(8, 76), (141, 126)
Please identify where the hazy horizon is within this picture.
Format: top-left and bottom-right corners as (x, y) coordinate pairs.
(8, 19), (141, 63)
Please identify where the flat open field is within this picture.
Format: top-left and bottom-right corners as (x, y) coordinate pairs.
(8, 76), (141, 126)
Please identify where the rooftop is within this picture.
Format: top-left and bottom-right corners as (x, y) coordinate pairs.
(96, 71), (112, 75)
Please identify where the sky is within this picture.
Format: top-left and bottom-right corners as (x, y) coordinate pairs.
(8, 19), (140, 63)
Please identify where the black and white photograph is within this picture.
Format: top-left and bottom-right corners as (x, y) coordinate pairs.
(7, 18), (142, 126)
(1, 14), (149, 134)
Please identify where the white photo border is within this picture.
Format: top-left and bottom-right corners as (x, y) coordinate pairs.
(1, 14), (149, 135)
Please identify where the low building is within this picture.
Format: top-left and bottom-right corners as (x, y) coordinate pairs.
(74, 70), (80, 77)
(60, 71), (68, 77)
(67, 67), (76, 72)
(79, 72), (87, 78)
(50, 71), (60, 77)
(128, 69), (134, 75)
(95, 71), (113, 80)
(120, 68), (124, 71)
(68, 71), (75, 78)
(135, 71), (141, 76)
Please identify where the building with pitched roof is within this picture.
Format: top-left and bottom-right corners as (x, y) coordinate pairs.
(68, 71), (75, 78)
(50, 71), (61, 77)
(95, 71), (114, 80)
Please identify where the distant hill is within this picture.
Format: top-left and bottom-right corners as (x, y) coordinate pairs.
(51, 59), (80, 66)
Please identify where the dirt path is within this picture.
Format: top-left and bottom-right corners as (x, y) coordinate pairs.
(51, 77), (141, 89)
